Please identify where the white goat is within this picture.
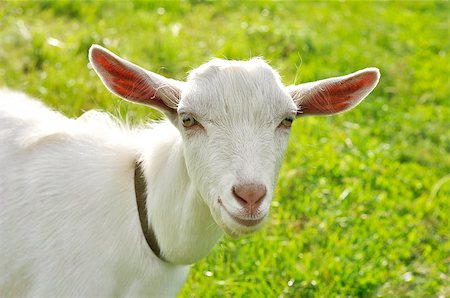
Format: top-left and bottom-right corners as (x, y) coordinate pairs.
(0, 45), (380, 297)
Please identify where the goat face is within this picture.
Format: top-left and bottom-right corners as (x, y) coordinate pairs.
(177, 59), (296, 237)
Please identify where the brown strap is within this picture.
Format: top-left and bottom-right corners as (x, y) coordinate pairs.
(134, 161), (167, 262)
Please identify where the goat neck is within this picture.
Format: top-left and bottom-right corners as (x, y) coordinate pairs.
(138, 124), (223, 265)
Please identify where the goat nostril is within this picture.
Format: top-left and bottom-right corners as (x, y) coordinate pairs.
(232, 186), (247, 205)
(232, 183), (267, 207)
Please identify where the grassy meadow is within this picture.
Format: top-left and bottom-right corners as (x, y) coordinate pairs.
(0, 1), (449, 297)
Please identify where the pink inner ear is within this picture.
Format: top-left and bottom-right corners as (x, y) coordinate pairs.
(91, 50), (158, 104)
(299, 70), (378, 115)
(326, 72), (376, 97)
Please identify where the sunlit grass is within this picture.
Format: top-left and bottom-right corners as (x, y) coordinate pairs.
(0, 1), (448, 297)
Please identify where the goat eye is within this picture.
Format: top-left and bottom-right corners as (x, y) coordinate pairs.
(181, 114), (197, 128)
(280, 116), (294, 128)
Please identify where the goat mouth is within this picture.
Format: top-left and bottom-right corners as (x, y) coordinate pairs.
(218, 198), (265, 227)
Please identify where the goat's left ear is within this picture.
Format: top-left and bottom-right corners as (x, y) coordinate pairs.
(89, 45), (184, 118)
(288, 68), (380, 116)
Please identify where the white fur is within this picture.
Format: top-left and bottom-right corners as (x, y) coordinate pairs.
(0, 89), (190, 297)
(0, 51), (379, 297)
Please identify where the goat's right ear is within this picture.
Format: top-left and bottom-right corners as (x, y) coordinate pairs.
(89, 45), (184, 117)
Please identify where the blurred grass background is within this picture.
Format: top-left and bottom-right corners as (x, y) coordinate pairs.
(0, 1), (449, 297)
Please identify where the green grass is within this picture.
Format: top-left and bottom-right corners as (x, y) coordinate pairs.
(1, 1), (449, 297)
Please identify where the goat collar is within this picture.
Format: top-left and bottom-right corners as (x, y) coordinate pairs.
(134, 161), (167, 263)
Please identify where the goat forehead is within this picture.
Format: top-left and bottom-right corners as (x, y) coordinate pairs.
(180, 58), (295, 120)
(187, 58), (282, 97)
